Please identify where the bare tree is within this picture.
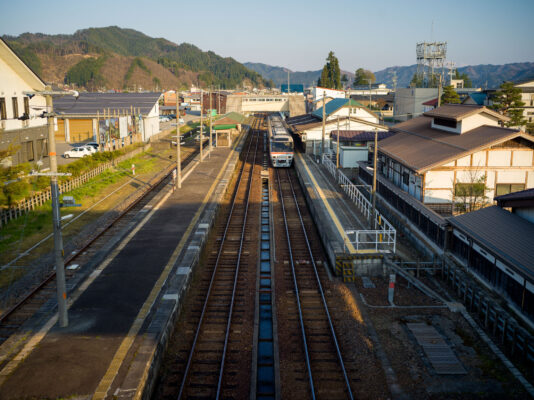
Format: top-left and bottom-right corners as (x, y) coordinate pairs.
(453, 170), (489, 214)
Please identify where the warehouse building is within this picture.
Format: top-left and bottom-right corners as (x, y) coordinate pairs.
(53, 92), (161, 145)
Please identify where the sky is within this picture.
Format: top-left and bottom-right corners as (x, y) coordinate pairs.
(1, 0), (533, 73)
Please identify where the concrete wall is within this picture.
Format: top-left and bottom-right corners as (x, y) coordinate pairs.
(394, 88), (438, 121)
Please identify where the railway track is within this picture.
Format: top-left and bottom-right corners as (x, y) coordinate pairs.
(274, 167), (355, 399)
(0, 145), (201, 345)
(158, 117), (263, 399)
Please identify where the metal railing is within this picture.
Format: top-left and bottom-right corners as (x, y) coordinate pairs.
(322, 154), (396, 253)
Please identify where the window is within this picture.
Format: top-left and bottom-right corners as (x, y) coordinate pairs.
(12, 97), (18, 119)
(402, 171), (409, 186)
(24, 97), (30, 116)
(455, 182), (485, 196)
(495, 183), (525, 196)
(0, 98), (6, 120)
(36, 139), (48, 159)
(24, 141), (34, 161)
(433, 117), (457, 129)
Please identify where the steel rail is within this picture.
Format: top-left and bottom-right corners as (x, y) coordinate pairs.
(177, 119), (260, 400)
(216, 118), (261, 399)
(275, 168), (316, 400)
(285, 168), (354, 400)
(0, 147), (200, 327)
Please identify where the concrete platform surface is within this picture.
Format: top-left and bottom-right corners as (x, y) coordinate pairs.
(0, 135), (245, 399)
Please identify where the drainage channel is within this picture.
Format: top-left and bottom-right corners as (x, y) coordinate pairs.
(254, 128), (277, 399)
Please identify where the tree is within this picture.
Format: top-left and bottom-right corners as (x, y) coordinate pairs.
(353, 68), (375, 86)
(454, 70), (472, 88)
(317, 52), (341, 89)
(441, 85), (461, 104)
(453, 171), (489, 214)
(410, 73), (423, 88)
(491, 81), (526, 128)
(341, 74), (348, 87)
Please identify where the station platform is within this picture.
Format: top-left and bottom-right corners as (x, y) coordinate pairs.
(293, 152), (394, 279)
(0, 133), (246, 399)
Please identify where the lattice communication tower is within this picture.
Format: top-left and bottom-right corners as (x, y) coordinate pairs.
(415, 42), (447, 88)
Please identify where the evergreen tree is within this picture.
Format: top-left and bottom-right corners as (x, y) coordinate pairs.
(454, 71), (472, 88)
(318, 52), (341, 89)
(441, 85), (461, 104)
(410, 73), (423, 88)
(491, 81), (526, 128)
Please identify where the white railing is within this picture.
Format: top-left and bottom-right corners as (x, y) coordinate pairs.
(322, 154), (396, 253)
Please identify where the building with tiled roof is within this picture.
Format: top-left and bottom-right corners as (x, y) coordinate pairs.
(376, 104), (534, 214)
(448, 187), (534, 322)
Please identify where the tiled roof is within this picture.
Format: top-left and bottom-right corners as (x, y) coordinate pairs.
(449, 206), (534, 279)
(312, 98), (364, 119)
(422, 98), (438, 107)
(330, 130), (395, 142)
(379, 116), (530, 173)
(467, 93), (487, 106)
(423, 104), (508, 122)
(495, 188), (534, 208)
(54, 92), (162, 116)
(290, 115), (385, 133)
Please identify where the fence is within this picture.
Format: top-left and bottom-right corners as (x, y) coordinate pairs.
(322, 154), (396, 253)
(441, 258), (534, 368)
(0, 145), (149, 228)
(358, 164), (447, 248)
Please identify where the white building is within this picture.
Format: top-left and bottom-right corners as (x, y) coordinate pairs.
(349, 83), (391, 96)
(287, 98), (387, 155)
(377, 104), (534, 214)
(0, 38), (48, 166)
(312, 86), (346, 103)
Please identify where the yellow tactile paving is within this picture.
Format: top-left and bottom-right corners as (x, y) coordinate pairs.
(92, 131), (245, 399)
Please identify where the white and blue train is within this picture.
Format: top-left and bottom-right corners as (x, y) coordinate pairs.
(267, 113), (294, 167)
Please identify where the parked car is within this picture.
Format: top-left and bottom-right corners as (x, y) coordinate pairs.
(85, 142), (100, 150)
(64, 147), (92, 158)
(82, 145), (97, 154)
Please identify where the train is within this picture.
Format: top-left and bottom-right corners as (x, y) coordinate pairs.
(267, 113), (294, 167)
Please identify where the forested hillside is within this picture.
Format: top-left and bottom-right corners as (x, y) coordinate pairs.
(3, 26), (267, 90)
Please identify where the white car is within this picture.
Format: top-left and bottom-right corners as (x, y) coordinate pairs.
(81, 145), (97, 154)
(64, 147), (92, 158)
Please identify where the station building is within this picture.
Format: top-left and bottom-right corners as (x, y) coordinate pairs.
(329, 130), (395, 168)
(0, 38), (48, 167)
(287, 98), (387, 155)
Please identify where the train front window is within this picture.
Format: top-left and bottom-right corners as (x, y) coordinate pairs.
(272, 141), (293, 152)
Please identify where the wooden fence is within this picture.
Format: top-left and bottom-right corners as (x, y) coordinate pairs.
(0, 145), (150, 228)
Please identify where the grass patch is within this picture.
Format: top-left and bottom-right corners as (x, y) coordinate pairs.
(0, 150), (163, 264)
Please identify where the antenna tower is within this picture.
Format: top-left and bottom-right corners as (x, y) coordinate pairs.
(415, 41), (447, 88)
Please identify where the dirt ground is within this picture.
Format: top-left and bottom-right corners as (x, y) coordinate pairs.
(351, 274), (528, 399)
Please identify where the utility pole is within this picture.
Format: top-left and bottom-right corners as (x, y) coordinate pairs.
(209, 87), (212, 157)
(371, 128), (378, 229)
(321, 91), (326, 162)
(287, 70), (290, 95)
(176, 89), (182, 189)
(336, 116), (340, 169)
(200, 89), (203, 162)
(437, 74), (442, 108)
(392, 72), (397, 122)
(23, 87), (78, 327)
(46, 90), (68, 327)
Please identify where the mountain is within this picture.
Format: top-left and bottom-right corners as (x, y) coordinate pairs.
(3, 26), (267, 90)
(368, 62), (534, 89)
(244, 62), (354, 88)
(246, 61), (534, 90)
